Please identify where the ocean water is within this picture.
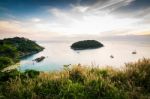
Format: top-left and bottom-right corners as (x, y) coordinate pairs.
(18, 38), (150, 72)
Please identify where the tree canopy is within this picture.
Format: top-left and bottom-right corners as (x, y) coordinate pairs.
(71, 40), (103, 50)
(0, 37), (44, 70)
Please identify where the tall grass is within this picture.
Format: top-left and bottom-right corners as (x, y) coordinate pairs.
(0, 58), (150, 99)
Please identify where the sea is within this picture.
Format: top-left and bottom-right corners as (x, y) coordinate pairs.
(18, 36), (150, 71)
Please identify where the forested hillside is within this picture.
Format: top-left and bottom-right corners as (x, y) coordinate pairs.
(0, 37), (44, 70)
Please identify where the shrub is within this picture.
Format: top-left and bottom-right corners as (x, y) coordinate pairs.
(0, 57), (14, 70)
(34, 79), (62, 98)
(24, 70), (40, 78)
(69, 66), (86, 83)
(125, 58), (150, 93)
(85, 79), (126, 99)
(0, 69), (20, 81)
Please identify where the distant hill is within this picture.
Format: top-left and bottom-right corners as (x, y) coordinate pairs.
(0, 37), (44, 70)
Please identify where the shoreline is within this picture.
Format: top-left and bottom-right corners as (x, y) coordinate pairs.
(1, 63), (20, 72)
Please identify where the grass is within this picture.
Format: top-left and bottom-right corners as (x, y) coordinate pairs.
(0, 58), (150, 99)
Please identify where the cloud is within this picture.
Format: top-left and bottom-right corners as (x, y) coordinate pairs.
(0, 20), (24, 33)
(76, 0), (135, 13)
(0, 0), (150, 40)
(48, 0), (136, 21)
(0, 19), (62, 40)
(31, 18), (41, 22)
(47, 0), (147, 36)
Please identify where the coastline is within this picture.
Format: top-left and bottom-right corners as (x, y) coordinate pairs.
(1, 63), (20, 72)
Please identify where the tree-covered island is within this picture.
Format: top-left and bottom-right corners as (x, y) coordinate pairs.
(71, 40), (104, 50)
(0, 37), (44, 70)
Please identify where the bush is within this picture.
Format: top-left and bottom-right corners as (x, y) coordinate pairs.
(69, 67), (85, 83)
(0, 69), (20, 81)
(24, 70), (40, 78)
(85, 79), (126, 99)
(125, 58), (150, 93)
(0, 57), (14, 70)
(34, 79), (62, 98)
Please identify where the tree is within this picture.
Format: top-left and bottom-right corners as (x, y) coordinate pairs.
(0, 57), (14, 70)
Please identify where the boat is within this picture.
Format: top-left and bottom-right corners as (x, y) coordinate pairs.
(132, 51), (137, 54)
(110, 55), (114, 58)
(34, 56), (45, 62)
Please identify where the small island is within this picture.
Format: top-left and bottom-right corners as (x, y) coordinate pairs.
(71, 40), (104, 50)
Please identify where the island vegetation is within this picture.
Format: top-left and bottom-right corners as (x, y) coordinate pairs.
(0, 37), (44, 70)
(71, 40), (103, 50)
(0, 58), (150, 99)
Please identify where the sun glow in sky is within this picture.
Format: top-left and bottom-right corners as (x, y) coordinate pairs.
(0, 0), (150, 40)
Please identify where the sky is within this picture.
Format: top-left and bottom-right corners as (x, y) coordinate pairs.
(0, 0), (150, 40)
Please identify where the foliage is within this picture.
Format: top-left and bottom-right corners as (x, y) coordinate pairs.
(0, 44), (18, 59)
(71, 40), (104, 50)
(0, 37), (44, 70)
(0, 57), (14, 70)
(0, 69), (20, 81)
(0, 69), (40, 83)
(0, 58), (150, 99)
(24, 70), (40, 78)
(0, 37), (44, 56)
